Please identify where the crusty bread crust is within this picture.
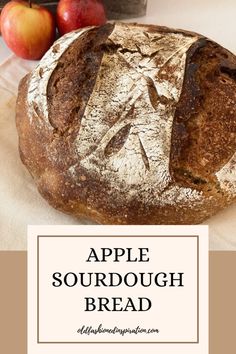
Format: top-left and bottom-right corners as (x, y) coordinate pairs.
(16, 23), (236, 224)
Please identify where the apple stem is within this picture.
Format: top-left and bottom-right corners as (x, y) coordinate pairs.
(29, 0), (32, 8)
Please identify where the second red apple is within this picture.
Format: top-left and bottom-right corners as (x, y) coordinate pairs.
(57, 0), (107, 35)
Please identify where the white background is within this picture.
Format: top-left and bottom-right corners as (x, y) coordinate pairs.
(28, 225), (209, 354)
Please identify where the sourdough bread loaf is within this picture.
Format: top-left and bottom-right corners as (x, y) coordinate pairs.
(16, 23), (236, 224)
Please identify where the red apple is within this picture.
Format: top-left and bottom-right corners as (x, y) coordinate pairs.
(0, 0), (56, 60)
(57, 0), (107, 36)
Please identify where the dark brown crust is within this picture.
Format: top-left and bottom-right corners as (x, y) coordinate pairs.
(16, 23), (236, 225)
(171, 39), (236, 189)
(47, 24), (114, 133)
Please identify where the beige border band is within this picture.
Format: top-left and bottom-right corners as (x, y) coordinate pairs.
(1, 251), (235, 353)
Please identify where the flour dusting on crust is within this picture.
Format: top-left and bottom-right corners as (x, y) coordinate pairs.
(25, 23), (236, 213)
(216, 153), (236, 194)
(27, 27), (93, 127)
(75, 23), (203, 205)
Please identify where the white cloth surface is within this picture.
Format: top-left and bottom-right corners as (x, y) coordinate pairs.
(0, 0), (236, 250)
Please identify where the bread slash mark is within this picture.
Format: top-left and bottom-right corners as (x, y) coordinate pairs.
(104, 123), (131, 157)
(139, 137), (150, 171)
(147, 77), (159, 111)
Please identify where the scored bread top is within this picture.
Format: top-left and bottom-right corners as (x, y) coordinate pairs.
(17, 23), (236, 224)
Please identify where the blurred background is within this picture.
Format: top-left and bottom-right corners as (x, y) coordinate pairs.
(0, 0), (148, 17)
(1, 0), (236, 54)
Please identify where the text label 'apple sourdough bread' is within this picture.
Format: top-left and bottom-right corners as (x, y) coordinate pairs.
(16, 23), (236, 224)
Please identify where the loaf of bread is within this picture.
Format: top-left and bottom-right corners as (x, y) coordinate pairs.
(16, 23), (236, 224)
